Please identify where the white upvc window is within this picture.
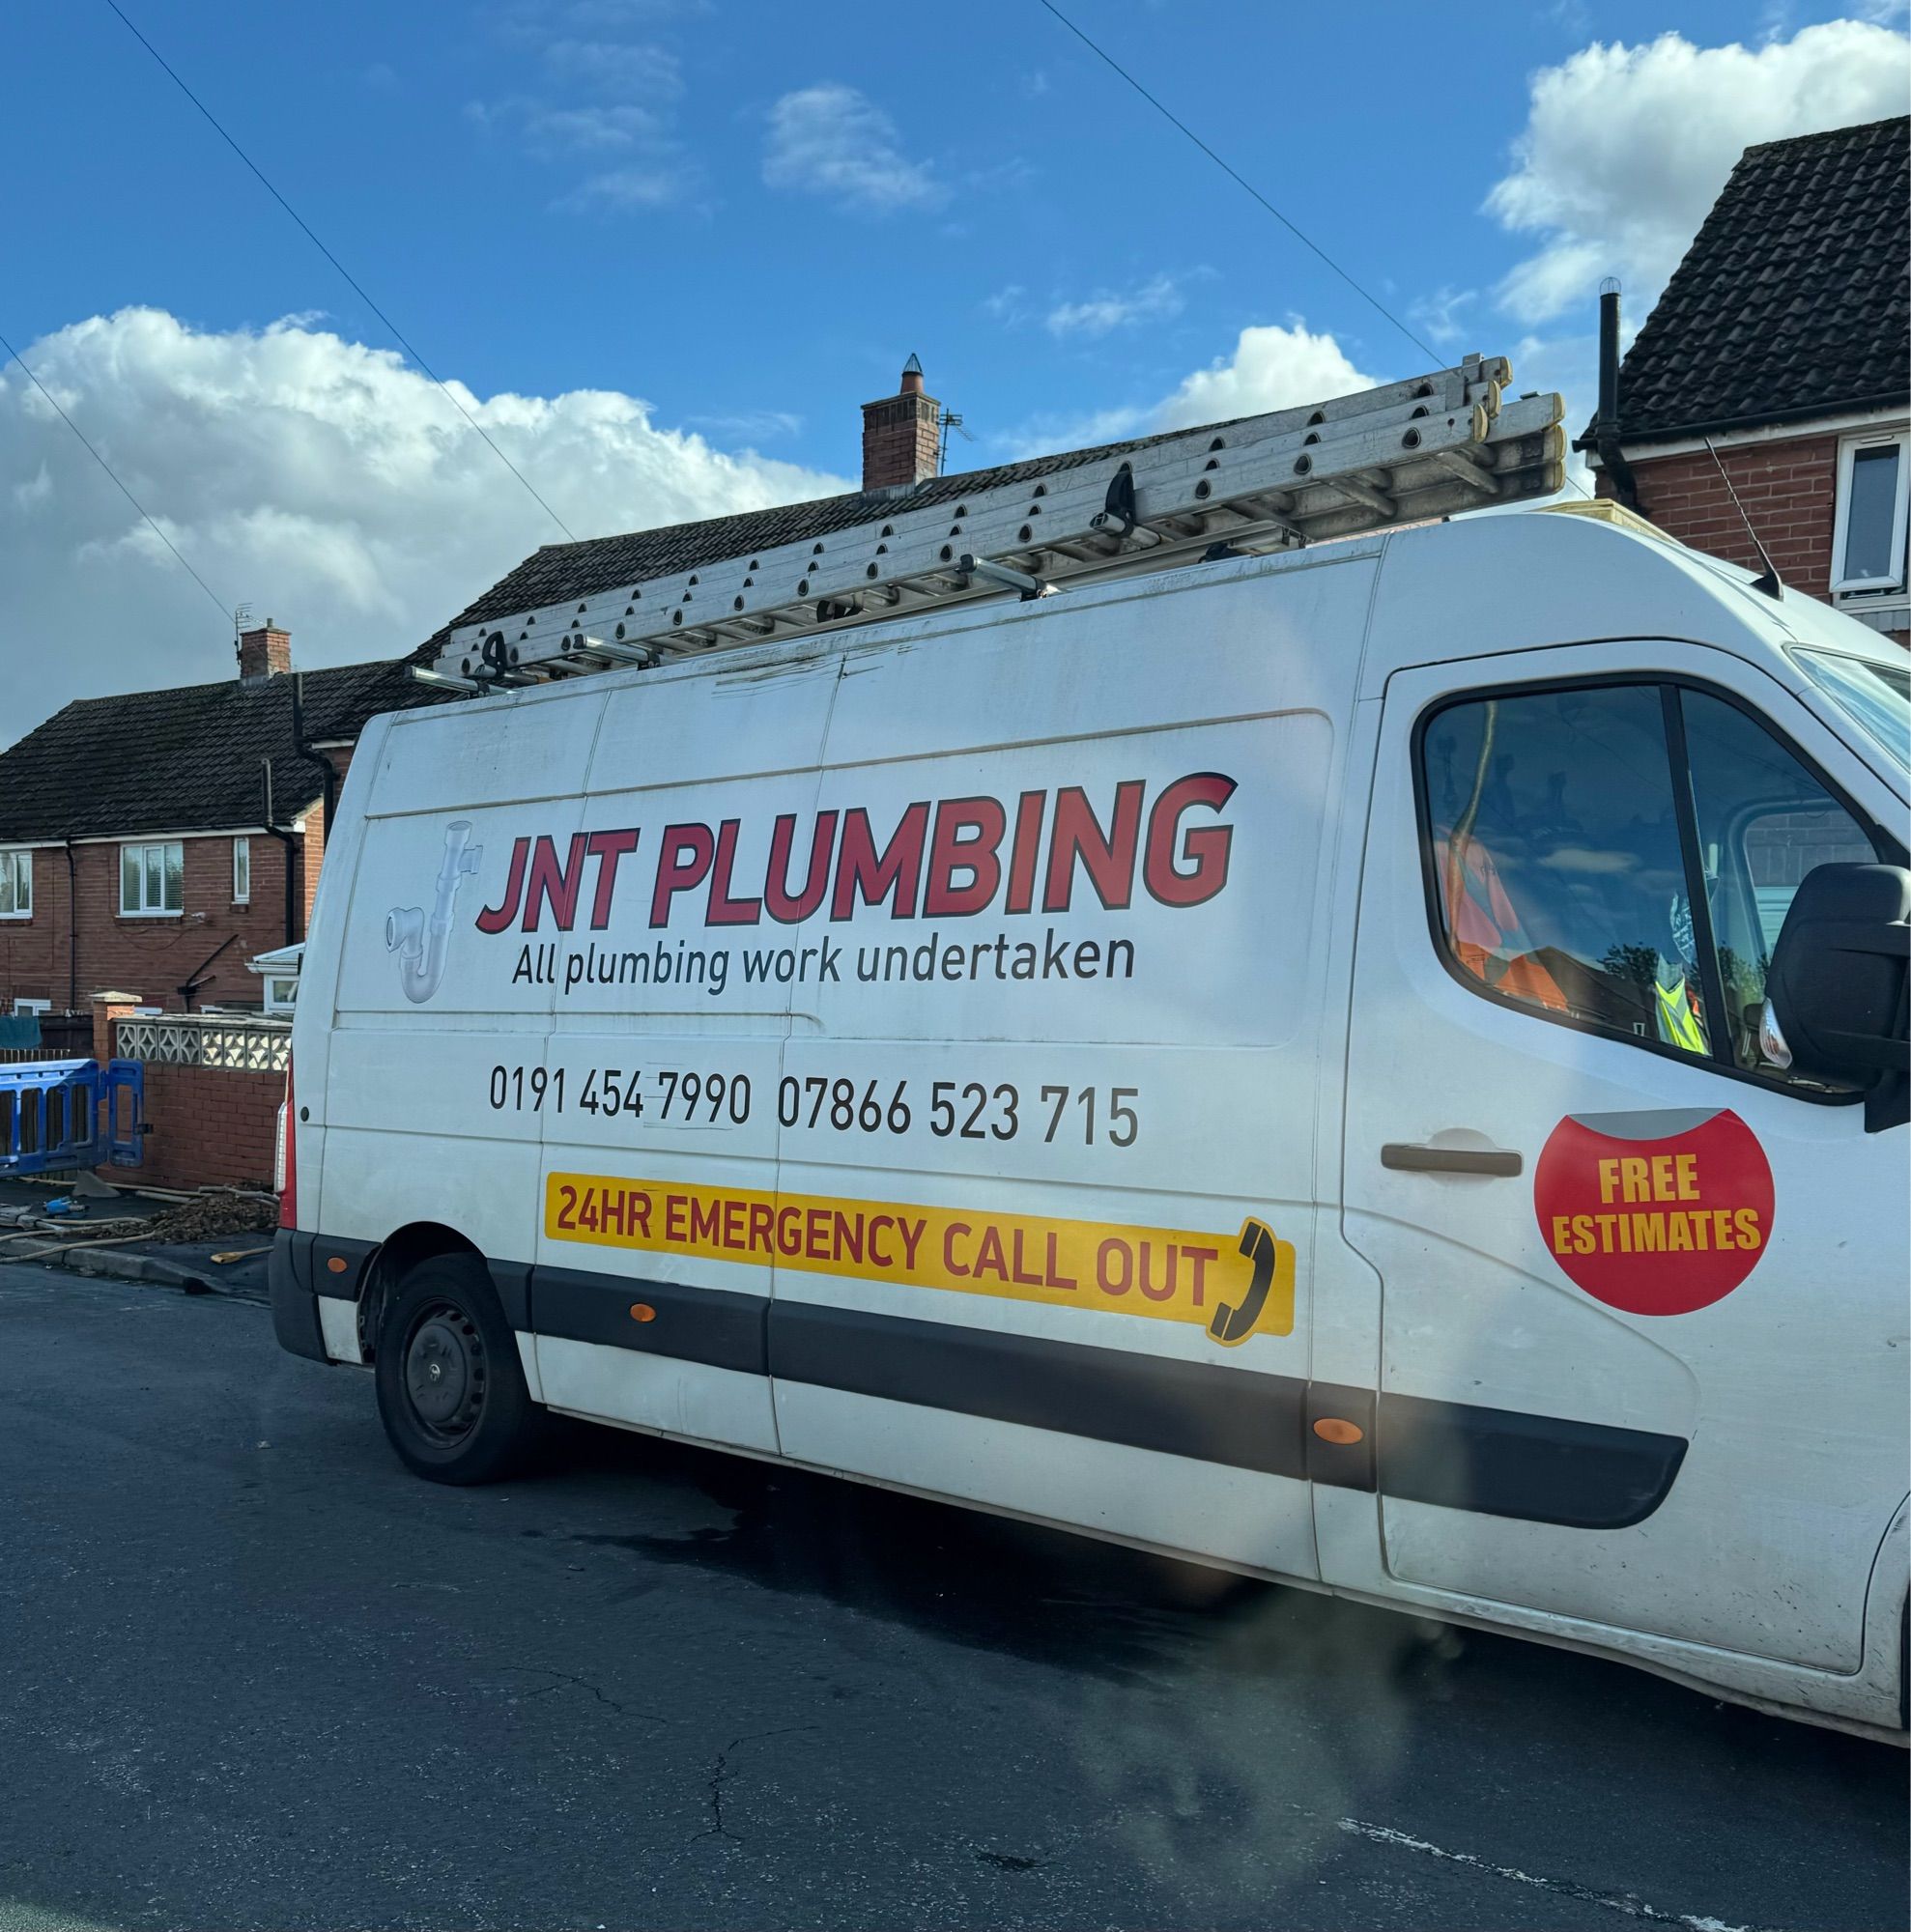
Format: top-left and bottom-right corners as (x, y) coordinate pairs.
(232, 835), (251, 904)
(121, 839), (185, 916)
(12, 998), (50, 1016)
(0, 849), (30, 919)
(1830, 429), (1910, 595)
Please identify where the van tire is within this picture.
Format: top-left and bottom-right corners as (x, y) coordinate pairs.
(374, 1255), (541, 1485)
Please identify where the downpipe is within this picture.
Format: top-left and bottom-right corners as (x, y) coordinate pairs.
(386, 820), (481, 1005)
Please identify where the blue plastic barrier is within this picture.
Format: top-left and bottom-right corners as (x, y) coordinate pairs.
(0, 1059), (145, 1176)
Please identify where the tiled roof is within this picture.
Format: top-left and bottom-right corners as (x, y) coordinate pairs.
(428, 421), (1210, 639)
(0, 659), (448, 843)
(1608, 116), (1909, 443)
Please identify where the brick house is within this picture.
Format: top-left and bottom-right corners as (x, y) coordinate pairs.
(0, 623), (442, 1019)
(1584, 116), (1909, 645)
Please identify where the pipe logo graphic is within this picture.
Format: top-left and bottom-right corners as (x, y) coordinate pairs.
(387, 822), (483, 1005)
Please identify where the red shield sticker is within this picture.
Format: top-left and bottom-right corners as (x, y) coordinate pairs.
(1532, 1109), (1775, 1316)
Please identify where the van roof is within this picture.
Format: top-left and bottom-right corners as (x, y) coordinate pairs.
(379, 509), (1823, 747)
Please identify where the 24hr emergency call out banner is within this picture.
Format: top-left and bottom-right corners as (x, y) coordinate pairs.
(545, 1173), (1297, 1348)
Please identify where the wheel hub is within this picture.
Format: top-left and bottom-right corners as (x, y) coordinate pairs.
(405, 1306), (484, 1437)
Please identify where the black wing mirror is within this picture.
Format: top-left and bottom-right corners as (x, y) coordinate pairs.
(1764, 863), (1911, 1132)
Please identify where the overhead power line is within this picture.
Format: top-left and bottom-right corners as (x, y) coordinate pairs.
(1032, 0), (1593, 499)
(101, 0), (577, 544)
(1032, 0), (1439, 362)
(0, 326), (232, 621)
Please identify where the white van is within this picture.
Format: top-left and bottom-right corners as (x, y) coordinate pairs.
(271, 507), (1910, 1739)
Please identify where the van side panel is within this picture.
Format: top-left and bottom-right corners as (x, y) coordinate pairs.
(759, 561), (1368, 1574)
(307, 554), (1372, 1577)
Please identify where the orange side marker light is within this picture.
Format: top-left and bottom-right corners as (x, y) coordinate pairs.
(629, 1302), (657, 1322)
(1312, 1417), (1364, 1445)
(326, 1256), (348, 1274)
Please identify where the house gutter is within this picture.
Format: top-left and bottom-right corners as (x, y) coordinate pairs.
(1590, 390), (1910, 454)
(63, 838), (77, 1014)
(289, 674), (337, 849)
(259, 759), (300, 950)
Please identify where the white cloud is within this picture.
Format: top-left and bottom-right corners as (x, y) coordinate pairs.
(556, 164), (698, 211)
(523, 102), (668, 153)
(1045, 274), (1184, 340)
(0, 309), (852, 746)
(997, 319), (1382, 457)
(1411, 284), (1477, 349)
(684, 409), (802, 441)
(1488, 21), (1911, 323)
(762, 84), (943, 213)
(541, 38), (682, 97)
(1153, 321), (1379, 431)
(467, 31), (693, 214)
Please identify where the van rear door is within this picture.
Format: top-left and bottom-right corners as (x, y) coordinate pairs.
(1334, 639), (1908, 1674)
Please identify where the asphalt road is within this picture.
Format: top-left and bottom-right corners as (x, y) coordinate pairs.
(0, 1262), (1902, 1932)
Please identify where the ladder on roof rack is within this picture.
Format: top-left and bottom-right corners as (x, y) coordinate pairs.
(429, 355), (1564, 690)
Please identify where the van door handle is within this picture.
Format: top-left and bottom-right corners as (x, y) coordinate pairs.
(1381, 1142), (1523, 1178)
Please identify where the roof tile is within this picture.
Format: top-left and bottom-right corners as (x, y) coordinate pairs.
(0, 660), (448, 843)
(1610, 116), (1908, 441)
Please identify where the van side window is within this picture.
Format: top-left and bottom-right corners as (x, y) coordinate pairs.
(1678, 691), (1878, 1087)
(1419, 685), (1712, 1053)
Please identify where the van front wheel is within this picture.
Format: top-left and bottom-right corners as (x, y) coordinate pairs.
(374, 1256), (540, 1485)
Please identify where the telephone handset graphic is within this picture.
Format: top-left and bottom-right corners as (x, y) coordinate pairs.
(1208, 1217), (1281, 1347)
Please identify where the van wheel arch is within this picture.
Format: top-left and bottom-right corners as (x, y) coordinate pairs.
(357, 1223), (483, 1361)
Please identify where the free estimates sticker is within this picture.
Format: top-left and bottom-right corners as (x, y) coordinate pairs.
(1532, 1108), (1775, 1316)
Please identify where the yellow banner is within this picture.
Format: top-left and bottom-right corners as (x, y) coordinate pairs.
(545, 1173), (1294, 1346)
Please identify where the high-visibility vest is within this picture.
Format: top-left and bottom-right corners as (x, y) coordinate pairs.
(1652, 973), (1708, 1056)
(1440, 835), (1570, 1013)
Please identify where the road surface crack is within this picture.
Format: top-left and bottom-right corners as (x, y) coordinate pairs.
(1337, 1818), (1775, 1932)
(696, 1725), (816, 1846)
(501, 1665), (665, 1724)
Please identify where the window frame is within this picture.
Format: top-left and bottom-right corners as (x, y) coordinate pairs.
(1411, 670), (1902, 1107)
(232, 835), (251, 905)
(119, 838), (185, 918)
(1829, 428), (1910, 596)
(0, 848), (30, 921)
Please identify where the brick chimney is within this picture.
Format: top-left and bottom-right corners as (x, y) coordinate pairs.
(861, 354), (940, 493)
(237, 619), (292, 683)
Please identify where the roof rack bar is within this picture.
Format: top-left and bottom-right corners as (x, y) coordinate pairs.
(436, 356), (1563, 686)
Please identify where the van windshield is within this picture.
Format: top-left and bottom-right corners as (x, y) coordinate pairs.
(1792, 647), (1911, 774)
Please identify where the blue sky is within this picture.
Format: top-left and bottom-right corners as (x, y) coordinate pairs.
(3, 0), (1906, 739)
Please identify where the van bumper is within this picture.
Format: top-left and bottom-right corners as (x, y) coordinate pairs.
(270, 1230), (328, 1363)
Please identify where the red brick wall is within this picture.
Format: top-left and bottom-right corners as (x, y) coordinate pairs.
(125, 1060), (282, 1191)
(1610, 431), (1841, 598)
(0, 825), (322, 1018)
(1607, 432), (1909, 649)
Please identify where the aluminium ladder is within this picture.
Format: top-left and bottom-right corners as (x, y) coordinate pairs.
(430, 355), (1564, 690)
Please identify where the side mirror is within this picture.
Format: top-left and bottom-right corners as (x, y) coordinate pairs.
(1765, 863), (1911, 1132)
